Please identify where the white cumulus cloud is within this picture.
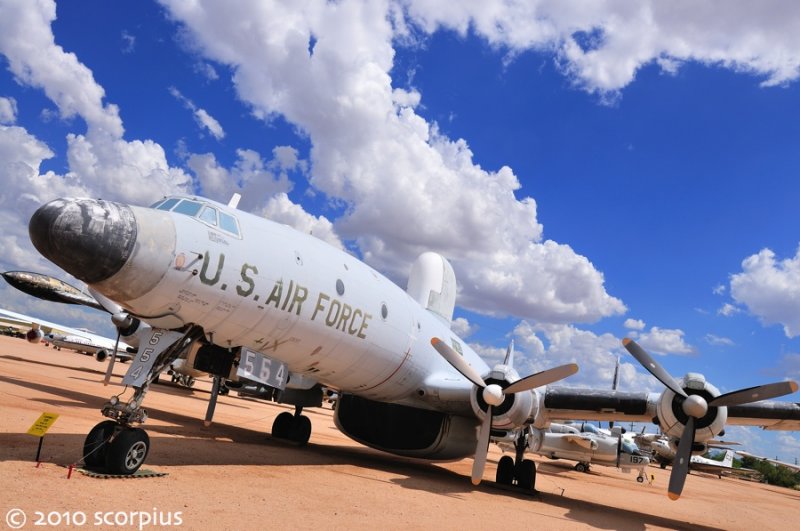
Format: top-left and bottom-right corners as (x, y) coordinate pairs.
(0, 96), (17, 124)
(169, 86), (225, 140)
(400, 0), (800, 95)
(730, 247), (800, 337)
(512, 321), (657, 391)
(158, 0), (626, 324)
(624, 318), (646, 330)
(636, 326), (695, 356)
(451, 317), (478, 338)
(262, 193), (345, 251)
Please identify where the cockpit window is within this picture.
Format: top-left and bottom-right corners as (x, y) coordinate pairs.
(199, 206), (218, 226)
(219, 211), (240, 236)
(156, 196), (241, 238)
(582, 423), (599, 434)
(172, 199), (203, 217)
(621, 441), (640, 455)
(154, 197), (179, 211)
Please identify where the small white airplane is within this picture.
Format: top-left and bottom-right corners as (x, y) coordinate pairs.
(24, 194), (800, 501)
(518, 421), (650, 483)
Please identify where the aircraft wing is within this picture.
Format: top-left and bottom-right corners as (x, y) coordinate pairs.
(560, 433), (600, 450)
(541, 388), (655, 424)
(540, 387), (800, 429)
(0, 307), (62, 335)
(0, 307), (130, 356)
(738, 451), (800, 471)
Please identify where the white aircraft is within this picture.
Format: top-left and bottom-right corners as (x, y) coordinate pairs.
(25, 194), (800, 500)
(45, 331), (133, 362)
(0, 307), (131, 362)
(515, 422), (650, 483)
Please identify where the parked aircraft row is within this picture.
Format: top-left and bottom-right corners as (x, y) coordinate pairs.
(13, 193), (800, 501)
(0, 307), (132, 362)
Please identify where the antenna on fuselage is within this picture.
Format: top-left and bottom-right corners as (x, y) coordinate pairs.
(228, 193), (241, 209)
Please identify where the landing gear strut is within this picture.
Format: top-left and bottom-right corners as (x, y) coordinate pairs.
(271, 405), (312, 445)
(495, 429), (537, 491)
(82, 326), (202, 475)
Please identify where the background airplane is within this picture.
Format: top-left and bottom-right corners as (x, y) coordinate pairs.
(0, 307), (132, 362)
(515, 422), (650, 483)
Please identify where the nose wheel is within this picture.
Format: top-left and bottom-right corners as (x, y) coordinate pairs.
(82, 421), (150, 475)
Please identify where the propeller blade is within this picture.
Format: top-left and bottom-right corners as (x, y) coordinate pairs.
(103, 329), (122, 386)
(431, 338), (486, 389)
(622, 338), (687, 398)
(88, 287), (124, 315)
(471, 405), (492, 485)
(668, 416), (695, 501)
(505, 363), (578, 394)
(710, 381), (799, 407)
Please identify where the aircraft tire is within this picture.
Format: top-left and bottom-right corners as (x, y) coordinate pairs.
(83, 420), (117, 469)
(637, 475), (644, 483)
(289, 415), (312, 445)
(104, 427), (150, 475)
(660, 462), (668, 469)
(272, 412), (294, 439)
(496, 455), (515, 485)
(516, 459), (536, 490)
(575, 462), (587, 473)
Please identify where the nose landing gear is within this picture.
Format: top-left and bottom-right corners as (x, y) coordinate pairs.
(82, 326), (203, 475)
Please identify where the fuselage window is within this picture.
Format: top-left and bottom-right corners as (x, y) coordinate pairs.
(172, 199), (203, 217)
(155, 197), (179, 211)
(219, 211), (240, 236)
(199, 206), (218, 226)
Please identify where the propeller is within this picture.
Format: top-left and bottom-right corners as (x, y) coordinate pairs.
(88, 287), (134, 385)
(431, 337), (578, 485)
(622, 338), (798, 500)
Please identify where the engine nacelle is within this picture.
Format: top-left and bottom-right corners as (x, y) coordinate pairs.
(334, 394), (477, 460)
(656, 372), (727, 443)
(95, 349), (108, 363)
(470, 364), (537, 431)
(26, 328), (44, 343)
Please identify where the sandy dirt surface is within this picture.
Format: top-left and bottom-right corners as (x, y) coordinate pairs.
(1, 335), (798, 530)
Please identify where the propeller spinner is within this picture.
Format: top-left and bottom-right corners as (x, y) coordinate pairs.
(622, 338), (798, 500)
(431, 337), (578, 485)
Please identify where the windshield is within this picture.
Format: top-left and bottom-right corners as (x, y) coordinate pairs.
(151, 197), (241, 238)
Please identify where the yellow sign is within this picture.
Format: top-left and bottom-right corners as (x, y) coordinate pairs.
(26, 412), (59, 437)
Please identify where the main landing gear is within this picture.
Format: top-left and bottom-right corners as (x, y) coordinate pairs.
(496, 429), (537, 491)
(82, 326), (202, 475)
(271, 405), (312, 445)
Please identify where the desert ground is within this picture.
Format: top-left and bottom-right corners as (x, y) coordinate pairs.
(1, 335), (798, 530)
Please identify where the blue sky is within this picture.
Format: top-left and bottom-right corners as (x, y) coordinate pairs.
(1, 1), (799, 461)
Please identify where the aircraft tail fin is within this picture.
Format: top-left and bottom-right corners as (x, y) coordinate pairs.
(722, 450), (734, 467)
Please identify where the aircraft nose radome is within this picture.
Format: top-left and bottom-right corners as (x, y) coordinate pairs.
(29, 198), (137, 284)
